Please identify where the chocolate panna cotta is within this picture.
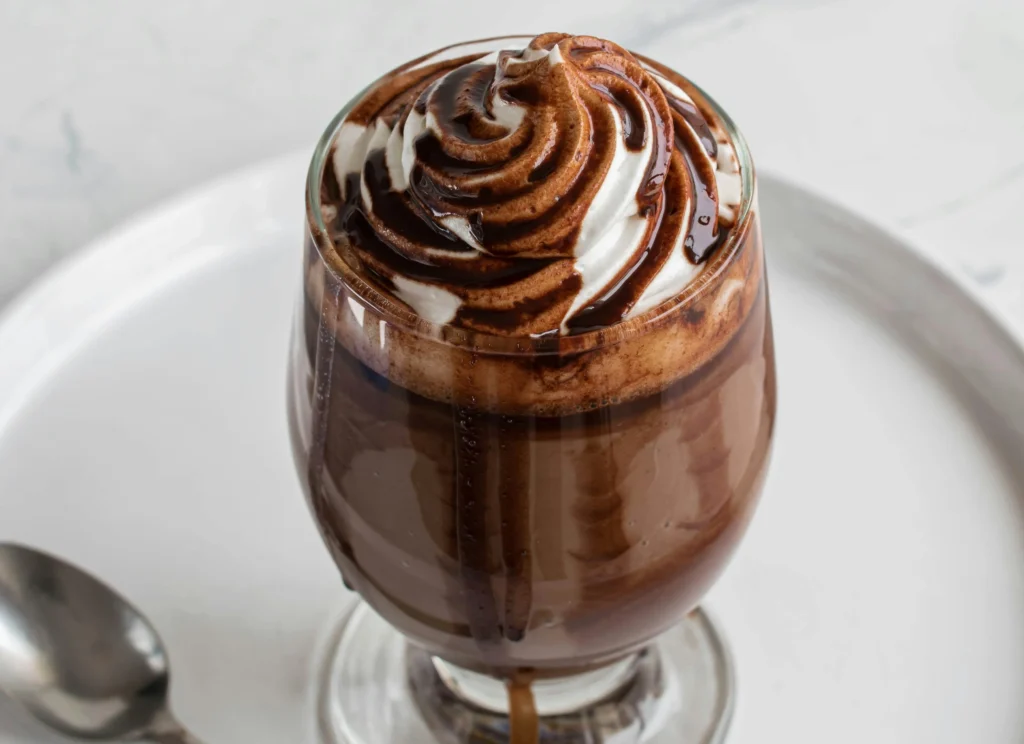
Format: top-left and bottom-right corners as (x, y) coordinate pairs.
(291, 31), (775, 737)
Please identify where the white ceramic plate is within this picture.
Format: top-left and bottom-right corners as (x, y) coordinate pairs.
(1, 153), (1023, 744)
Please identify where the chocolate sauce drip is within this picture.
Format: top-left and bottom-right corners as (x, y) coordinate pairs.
(668, 96), (718, 161)
(497, 414), (533, 642)
(364, 150), (475, 251)
(304, 269), (358, 586)
(570, 409), (632, 565)
(345, 53), (488, 126)
(429, 63), (507, 146)
(675, 112), (720, 264)
(453, 404), (502, 644)
(337, 173), (556, 289)
(564, 148), (686, 332)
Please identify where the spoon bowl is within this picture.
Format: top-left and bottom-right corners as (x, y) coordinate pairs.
(0, 543), (199, 742)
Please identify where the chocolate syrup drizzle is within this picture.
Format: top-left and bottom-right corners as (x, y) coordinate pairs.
(324, 33), (731, 336)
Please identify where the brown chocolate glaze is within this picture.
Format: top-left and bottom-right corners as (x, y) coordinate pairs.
(322, 33), (736, 336)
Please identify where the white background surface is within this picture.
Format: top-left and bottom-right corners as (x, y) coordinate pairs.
(2, 0), (1023, 319)
(2, 157), (1024, 743)
(2, 5), (1024, 737)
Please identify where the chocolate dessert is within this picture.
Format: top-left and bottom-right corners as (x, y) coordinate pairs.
(289, 32), (775, 742)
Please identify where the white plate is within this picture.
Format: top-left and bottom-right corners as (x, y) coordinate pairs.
(1, 153), (1023, 744)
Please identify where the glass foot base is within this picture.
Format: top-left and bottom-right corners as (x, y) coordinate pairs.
(315, 602), (735, 744)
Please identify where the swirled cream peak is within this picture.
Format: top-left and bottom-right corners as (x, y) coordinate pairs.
(321, 33), (743, 336)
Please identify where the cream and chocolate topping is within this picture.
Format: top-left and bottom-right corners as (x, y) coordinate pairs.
(321, 32), (743, 336)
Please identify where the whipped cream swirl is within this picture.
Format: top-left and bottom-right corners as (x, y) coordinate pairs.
(322, 33), (743, 336)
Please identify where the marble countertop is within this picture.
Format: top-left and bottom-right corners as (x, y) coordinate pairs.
(3, 0), (1023, 327)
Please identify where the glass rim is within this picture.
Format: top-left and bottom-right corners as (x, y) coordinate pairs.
(305, 36), (758, 355)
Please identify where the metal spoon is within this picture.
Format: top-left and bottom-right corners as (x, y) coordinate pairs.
(0, 542), (203, 743)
